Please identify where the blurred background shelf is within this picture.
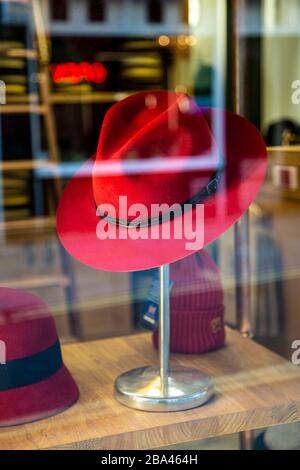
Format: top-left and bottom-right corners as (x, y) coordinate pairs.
(3, 93), (39, 103)
(0, 103), (47, 113)
(0, 159), (57, 171)
(268, 146), (300, 154)
(0, 216), (56, 239)
(49, 91), (135, 104)
(0, 48), (37, 59)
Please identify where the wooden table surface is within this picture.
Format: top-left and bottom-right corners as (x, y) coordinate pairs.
(1, 329), (300, 450)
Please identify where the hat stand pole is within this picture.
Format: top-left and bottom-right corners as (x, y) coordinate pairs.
(114, 264), (214, 412)
(159, 264), (170, 396)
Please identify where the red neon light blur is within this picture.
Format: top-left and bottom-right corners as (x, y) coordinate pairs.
(50, 62), (107, 85)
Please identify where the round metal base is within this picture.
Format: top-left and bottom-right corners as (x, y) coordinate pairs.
(115, 366), (214, 412)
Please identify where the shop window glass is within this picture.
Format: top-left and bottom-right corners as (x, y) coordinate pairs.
(50, 0), (67, 21)
(2, 0), (300, 450)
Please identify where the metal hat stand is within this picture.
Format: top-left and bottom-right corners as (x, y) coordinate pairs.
(115, 264), (214, 412)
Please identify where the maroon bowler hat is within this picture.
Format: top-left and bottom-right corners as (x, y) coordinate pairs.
(56, 90), (267, 272)
(153, 250), (225, 354)
(0, 288), (79, 427)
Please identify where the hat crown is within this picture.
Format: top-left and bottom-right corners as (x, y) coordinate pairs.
(97, 91), (199, 161)
(0, 288), (58, 362)
(92, 91), (219, 218)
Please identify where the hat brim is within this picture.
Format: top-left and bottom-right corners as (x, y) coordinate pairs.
(56, 108), (267, 272)
(0, 365), (79, 427)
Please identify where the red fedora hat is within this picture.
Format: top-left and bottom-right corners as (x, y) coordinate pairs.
(57, 90), (267, 272)
(0, 288), (79, 427)
(152, 250), (225, 354)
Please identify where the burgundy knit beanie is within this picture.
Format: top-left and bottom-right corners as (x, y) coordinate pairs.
(153, 250), (225, 354)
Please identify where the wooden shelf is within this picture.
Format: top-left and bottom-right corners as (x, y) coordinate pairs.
(5, 94), (39, 104)
(49, 91), (135, 105)
(1, 328), (300, 450)
(267, 146), (300, 154)
(0, 46), (38, 59)
(0, 216), (57, 243)
(0, 216), (56, 237)
(0, 104), (46, 114)
(0, 49), (37, 59)
(0, 159), (57, 171)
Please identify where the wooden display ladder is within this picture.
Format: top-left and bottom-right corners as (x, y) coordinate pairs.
(0, 0), (77, 337)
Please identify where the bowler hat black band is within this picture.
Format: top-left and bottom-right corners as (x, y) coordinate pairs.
(0, 340), (62, 391)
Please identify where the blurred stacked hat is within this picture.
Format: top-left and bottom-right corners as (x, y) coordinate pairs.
(3, 169), (32, 221)
(0, 40), (28, 96)
(152, 250), (225, 354)
(120, 53), (163, 89)
(0, 288), (79, 427)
